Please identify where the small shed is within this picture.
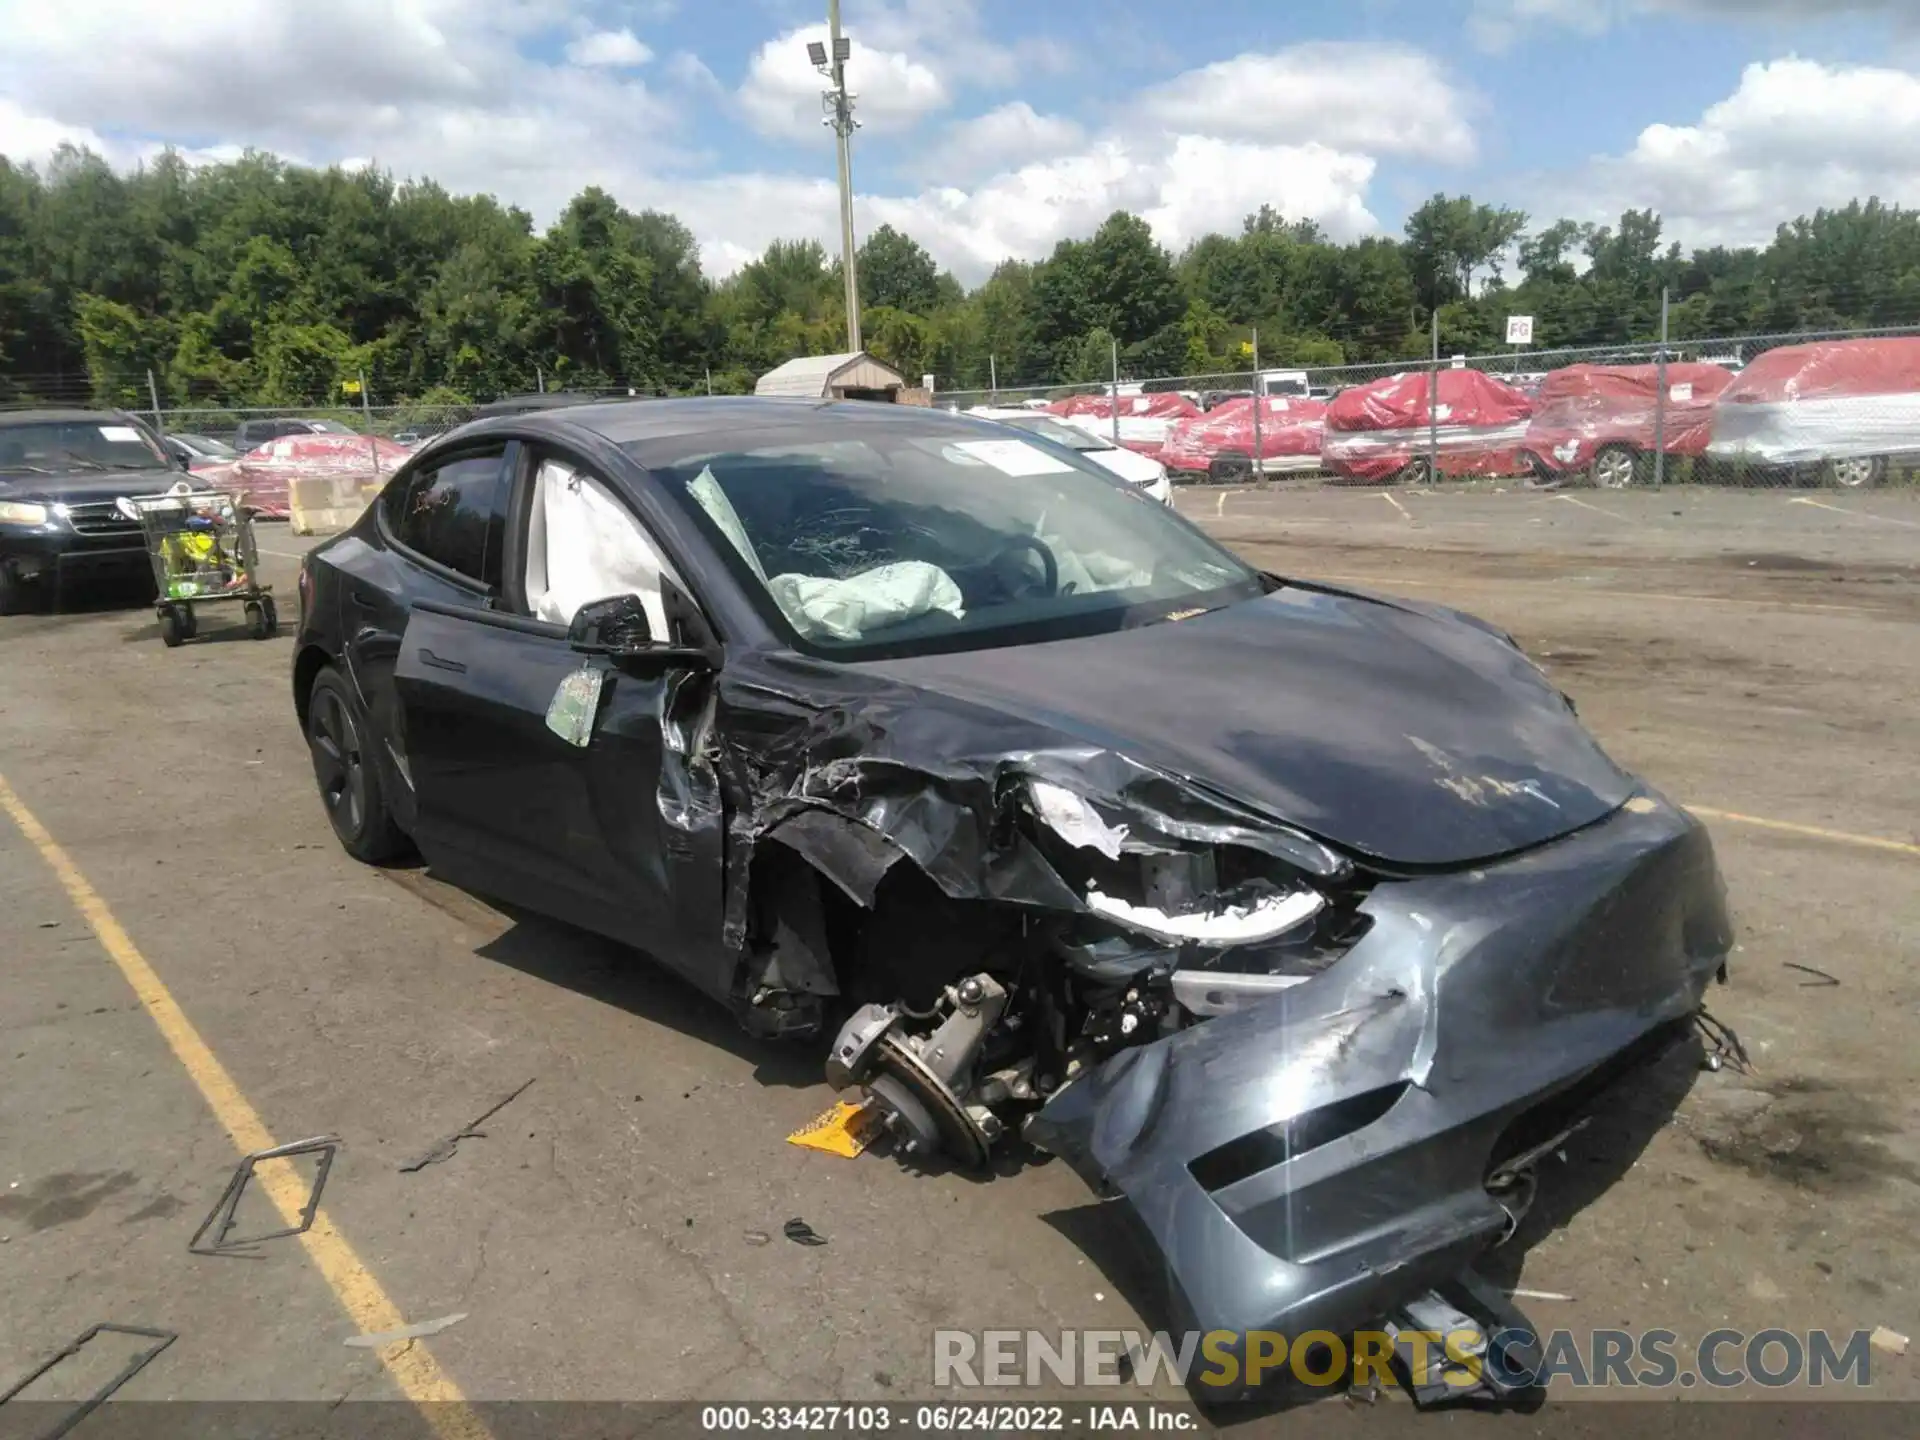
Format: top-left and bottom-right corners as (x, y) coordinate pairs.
(755, 351), (911, 402)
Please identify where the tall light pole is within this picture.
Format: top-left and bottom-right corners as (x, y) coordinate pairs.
(807, 1), (861, 352)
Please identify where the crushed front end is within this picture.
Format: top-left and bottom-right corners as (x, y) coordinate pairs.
(807, 763), (1729, 1401)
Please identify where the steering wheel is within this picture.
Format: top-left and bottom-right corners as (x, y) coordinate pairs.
(984, 534), (1058, 599)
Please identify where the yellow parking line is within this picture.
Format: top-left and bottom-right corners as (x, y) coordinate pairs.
(1686, 805), (1920, 858)
(0, 773), (492, 1440)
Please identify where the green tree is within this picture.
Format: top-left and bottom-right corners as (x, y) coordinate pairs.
(857, 224), (942, 314)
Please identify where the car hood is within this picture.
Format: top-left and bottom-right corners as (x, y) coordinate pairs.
(1084, 447), (1163, 484)
(856, 585), (1634, 867)
(0, 469), (184, 502)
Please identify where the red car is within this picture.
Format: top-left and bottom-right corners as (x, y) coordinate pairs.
(1321, 370), (1532, 484)
(1523, 363), (1733, 488)
(1048, 392), (1200, 459)
(1707, 338), (1920, 488)
(196, 433), (412, 520)
(1161, 396), (1327, 479)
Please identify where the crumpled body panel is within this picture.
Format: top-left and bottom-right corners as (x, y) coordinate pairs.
(1024, 791), (1731, 1400)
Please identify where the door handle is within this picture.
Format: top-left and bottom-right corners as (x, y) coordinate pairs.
(418, 648), (467, 675)
(350, 588), (379, 610)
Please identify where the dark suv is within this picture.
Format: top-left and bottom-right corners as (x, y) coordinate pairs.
(0, 407), (190, 612)
(231, 416), (360, 453)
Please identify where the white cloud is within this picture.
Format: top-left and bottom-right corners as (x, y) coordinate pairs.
(0, 96), (110, 167)
(1470, 0), (1916, 51)
(912, 102), (1085, 182)
(1137, 44), (1477, 164)
(565, 27), (652, 68)
(1531, 58), (1920, 247)
(0, 6), (1460, 288)
(662, 134), (1386, 284)
(737, 23), (948, 139)
(0, 0), (681, 216)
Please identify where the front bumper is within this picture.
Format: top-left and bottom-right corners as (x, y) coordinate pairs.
(1027, 792), (1731, 1402)
(1, 524), (150, 588)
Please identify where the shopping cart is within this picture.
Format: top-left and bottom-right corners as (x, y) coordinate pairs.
(123, 485), (278, 646)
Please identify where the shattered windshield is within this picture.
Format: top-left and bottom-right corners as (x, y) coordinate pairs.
(641, 429), (1258, 656)
(0, 420), (170, 473)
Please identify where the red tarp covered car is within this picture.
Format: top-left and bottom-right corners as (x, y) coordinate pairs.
(1321, 370), (1533, 483)
(1523, 362), (1734, 488)
(196, 433), (411, 519)
(1161, 396), (1328, 478)
(1048, 392), (1201, 458)
(1707, 338), (1920, 487)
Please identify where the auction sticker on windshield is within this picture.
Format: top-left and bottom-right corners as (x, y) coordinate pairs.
(99, 425), (144, 442)
(951, 439), (1075, 476)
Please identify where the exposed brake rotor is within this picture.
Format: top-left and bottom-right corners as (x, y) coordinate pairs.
(867, 1031), (991, 1169)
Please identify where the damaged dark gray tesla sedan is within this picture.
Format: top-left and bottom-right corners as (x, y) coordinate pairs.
(293, 397), (1731, 1398)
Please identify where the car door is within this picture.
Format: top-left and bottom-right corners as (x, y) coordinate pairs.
(339, 441), (517, 837)
(392, 446), (727, 989)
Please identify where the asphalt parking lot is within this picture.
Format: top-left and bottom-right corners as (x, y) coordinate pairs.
(2, 482), (1917, 1428)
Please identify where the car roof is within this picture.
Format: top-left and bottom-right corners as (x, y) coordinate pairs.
(509, 395), (1003, 451)
(0, 407), (129, 426)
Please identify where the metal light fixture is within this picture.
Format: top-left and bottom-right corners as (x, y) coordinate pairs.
(805, 2), (861, 351)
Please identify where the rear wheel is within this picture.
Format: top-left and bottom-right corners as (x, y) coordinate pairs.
(1828, 455), (1885, 489)
(305, 665), (409, 863)
(1589, 444), (1642, 489)
(159, 606), (186, 647)
(0, 564), (26, 617)
(177, 604), (198, 640)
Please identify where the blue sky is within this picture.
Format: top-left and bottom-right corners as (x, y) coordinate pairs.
(2, 0), (1917, 280)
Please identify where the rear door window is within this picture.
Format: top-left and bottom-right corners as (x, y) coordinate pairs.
(385, 447), (511, 588)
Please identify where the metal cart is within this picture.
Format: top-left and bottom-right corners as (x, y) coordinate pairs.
(124, 486), (278, 646)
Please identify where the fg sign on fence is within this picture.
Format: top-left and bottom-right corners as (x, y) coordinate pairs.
(1506, 315), (1535, 346)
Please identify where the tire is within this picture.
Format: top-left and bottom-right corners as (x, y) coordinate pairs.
(1589, 444), (1642, 489)
(305, 665), (409, 863)
(178, 604), (199, 640)
(159, 606), (186, 648)
(1828, 455), (1885, 489)
(1208, 451), (1254, 485)
(261, 595), (279, 637)
(1393, 457), (1432, 486)
(245, 600), (268, 640)
(0, 564), (26, 617)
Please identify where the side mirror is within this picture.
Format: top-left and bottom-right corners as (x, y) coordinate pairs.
(568, 594), (654, 653)
(567, 593), (716, 674)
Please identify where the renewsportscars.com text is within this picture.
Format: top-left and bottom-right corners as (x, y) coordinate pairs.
(933, 1327), (1875, 1392)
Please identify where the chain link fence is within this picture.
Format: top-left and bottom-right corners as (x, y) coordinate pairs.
(13, 323), (1920, 495)
(933, 324), (1920, 490)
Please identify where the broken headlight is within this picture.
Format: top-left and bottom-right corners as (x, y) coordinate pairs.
(1022, 777), (1370, 1017)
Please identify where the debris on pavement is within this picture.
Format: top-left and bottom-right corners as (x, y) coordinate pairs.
(399, 1078), (536, 1173)
(786, 1099), (879, 1158)
(743, 1229), (771, 1246)
(1695, 1008), (1753, 1074)
(1871, 1327), (1909, 1357)
(1509, 1287), (1575, 1302)
(784, 1217), (828, 1247)
(1782, 961), (1840, 987)
(0, 1323), (177, 1429)
(344, 1313), (468, 1348)
(188, 1134), (338, 1256)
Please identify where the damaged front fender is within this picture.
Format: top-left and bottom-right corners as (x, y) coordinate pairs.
(1024, 791), (1731, 1401)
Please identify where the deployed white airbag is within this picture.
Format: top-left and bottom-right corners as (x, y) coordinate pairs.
(770, 560), (965, 642)
(527, 459), (682, 637)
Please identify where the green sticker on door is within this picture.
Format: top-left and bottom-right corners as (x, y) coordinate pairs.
(545, 664), (606, 747)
